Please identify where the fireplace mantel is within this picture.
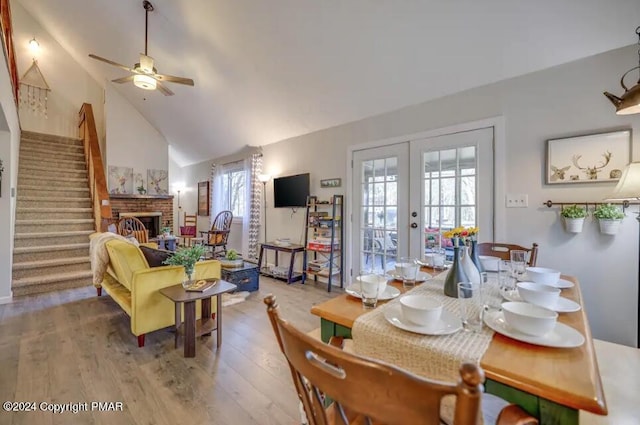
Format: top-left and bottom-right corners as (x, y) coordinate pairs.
(110, 194), (173, 200)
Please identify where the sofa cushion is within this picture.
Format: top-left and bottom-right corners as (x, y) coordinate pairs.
(105, 239), (150, 290)
(140, 246), (174, 268)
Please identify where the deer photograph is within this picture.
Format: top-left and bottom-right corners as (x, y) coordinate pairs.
(571, 151), (612, 180)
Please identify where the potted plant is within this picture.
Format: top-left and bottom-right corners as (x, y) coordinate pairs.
(160, 226), (172, 237)
(220, 249), (243, 268)
(560, 205), (587, 233)
(163, 244), (208, 287)
(593, 203), (625, 235)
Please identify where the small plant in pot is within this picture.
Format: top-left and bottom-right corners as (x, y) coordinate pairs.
(593, 203), (625, 235)
(163, 244), (208, 288)
(220, 249), (243, 268)
(160, 226), (172, 237)
(560, 205), (587, 233)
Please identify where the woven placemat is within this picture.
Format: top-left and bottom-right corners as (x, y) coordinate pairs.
(352, 272), (499, 423)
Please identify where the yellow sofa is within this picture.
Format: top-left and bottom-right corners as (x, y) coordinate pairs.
(96, 238), (221, 347)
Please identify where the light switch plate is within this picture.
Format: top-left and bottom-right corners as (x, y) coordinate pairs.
(506, 194), (528, 208)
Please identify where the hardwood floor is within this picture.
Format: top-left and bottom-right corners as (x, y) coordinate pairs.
(0, 277), (340, 425)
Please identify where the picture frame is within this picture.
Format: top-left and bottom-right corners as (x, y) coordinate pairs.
(198, 181), (210, 216)
(320, 178), (342, 188)
(545, 129), (631, 184)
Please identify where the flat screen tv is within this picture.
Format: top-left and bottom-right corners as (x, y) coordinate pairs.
(273, 173), (310, 208)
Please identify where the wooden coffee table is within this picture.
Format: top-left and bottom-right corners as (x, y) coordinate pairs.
(160, 279), (237, 357)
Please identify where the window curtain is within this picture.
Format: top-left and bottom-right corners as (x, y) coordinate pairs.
(243, 154), (262, 260)
(210, 163), (224, 227)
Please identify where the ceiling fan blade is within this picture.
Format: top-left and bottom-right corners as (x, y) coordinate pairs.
(154, 74), (194, 86)
(89, 54), (137, 73)
(156, 81), (174, 96)
(112, 75), (135, 84)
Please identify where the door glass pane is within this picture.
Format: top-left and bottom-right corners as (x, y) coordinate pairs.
(460, 176), (475, 205)
(386, 181), (397, 205)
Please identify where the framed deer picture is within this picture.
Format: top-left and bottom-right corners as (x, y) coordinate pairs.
(546, 129), (631, 185)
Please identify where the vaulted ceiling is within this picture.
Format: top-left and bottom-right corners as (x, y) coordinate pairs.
(15, 0), (640, 165)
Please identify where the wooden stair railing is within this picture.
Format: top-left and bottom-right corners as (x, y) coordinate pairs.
(78, 103), (112, 231)
(0, 0), (19, 103)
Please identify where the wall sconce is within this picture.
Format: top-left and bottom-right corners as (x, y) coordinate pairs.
(603, 26), (640, 115)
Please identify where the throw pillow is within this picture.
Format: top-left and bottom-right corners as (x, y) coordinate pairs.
(180, 225), (196, 236)
(140, 245), (174, 268)
(209, 233), (225, 244)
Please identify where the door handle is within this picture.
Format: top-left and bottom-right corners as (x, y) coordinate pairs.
(410, 223), (418, 228)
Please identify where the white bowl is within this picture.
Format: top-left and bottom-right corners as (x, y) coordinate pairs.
(357, 274), (387, 295)
(400, 295), (443, 326)
(502, 301), (558, 336)
(479, 255), (500, 271)
(517, 281), (560, 309)
(526, 267), (561, 286)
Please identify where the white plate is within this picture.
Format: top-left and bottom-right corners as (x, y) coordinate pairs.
(383, 304), (462, 336)
(483, 310), (584, 348)
(501, 290), (581, 313)
(345, 285), (401, 301)
(387, 270), (432, 282)
(519, 275), (574, 289)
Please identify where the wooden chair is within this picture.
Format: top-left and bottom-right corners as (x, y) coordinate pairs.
(264, 295), (537, 425)
(199, 210), (233, 257)
(178, 212), (198, 246)
(476, 242), (539, 267)
(117, 216), (149, 243)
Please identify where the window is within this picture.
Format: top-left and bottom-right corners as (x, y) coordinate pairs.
(221, 165), (245, 218)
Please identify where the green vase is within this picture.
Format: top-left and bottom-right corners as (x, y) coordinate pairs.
(444, 245), (470, 298)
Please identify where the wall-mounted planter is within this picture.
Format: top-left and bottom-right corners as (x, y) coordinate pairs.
(597, 218), (622, 235)
(563, 217), (585, 233)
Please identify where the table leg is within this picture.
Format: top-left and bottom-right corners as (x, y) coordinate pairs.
(184, 300), (196, 357)
(202, 297), (212, 336)
(174, 302), (181, 349)
(216, 294), (223, 348)
(258, 245), (264, 271)
(287, 250), (295, 284)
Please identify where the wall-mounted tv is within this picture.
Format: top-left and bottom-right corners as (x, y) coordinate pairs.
(273, 173), (310, 208)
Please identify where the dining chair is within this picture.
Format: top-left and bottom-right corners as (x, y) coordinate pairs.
(178, 212), (197, 246)
(264, 295), (538, 425)
(199, 210), (233, 257)
(476, 242), (539, 267)
(117, 216), (149, 243)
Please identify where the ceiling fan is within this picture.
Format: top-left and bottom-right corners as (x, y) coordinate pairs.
(88, 0), (194, 96)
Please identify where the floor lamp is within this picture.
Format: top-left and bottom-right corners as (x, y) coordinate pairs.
(607, 162), (640, 348)
(258, 174), (271, 244)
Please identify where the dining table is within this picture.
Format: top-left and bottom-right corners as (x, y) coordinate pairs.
(310, 268), (607, 425)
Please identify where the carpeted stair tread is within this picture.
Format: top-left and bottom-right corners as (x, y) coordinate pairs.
(13, 243), (89, 254)
(13, 256), (90, 270)
(18, 207), (92, 214)
(21, 138), (83, 150)
(18, 185), (89, 192)
(19, 157), (86, 168)
(19, 176), (89, 185)
(16, 218), (94, 225)
(15, 230), (93, 239)
(20, 146), (85, 159)
(20, 164), (87, 175)
(13, 270), (93, 288)
(21, 131), (83, 144)
(18, 195), (91, 202)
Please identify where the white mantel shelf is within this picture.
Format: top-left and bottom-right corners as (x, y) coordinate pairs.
(109, 194), (174, 200)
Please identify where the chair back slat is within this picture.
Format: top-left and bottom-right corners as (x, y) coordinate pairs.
(477, 242), (539, 266)
(117, 217), (149, 243)
(264, 295), (483, 425)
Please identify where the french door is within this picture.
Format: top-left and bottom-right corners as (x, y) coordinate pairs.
(351, 127), (494, 275)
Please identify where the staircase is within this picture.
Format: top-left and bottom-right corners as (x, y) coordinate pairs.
(12, 131), (94, 296)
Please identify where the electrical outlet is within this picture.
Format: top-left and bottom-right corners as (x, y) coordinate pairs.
(506, 194), (528, 208)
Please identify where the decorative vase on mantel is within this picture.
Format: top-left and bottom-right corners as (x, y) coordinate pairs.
(469, 240), (485, 280)
(460, 245), (481, 285)
(443, 240), (470, 298)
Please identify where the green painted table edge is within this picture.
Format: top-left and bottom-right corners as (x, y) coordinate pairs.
(319, 318), (579, 425)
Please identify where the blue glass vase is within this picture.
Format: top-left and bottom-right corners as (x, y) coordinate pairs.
(444, 245), (470, 298)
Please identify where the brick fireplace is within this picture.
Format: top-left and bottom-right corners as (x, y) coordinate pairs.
(109, 195), (174, 238)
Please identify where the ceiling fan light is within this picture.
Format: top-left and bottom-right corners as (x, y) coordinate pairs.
(615, 84), (640, 115)
(133, 74), (156, 90)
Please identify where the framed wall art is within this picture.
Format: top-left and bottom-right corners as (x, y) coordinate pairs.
(320, 178), (342, 188)
(198, 181), (210, 216)
(546, 129), (631, 184)
(147, 169), (169, 195)
(108, 166), (133, 194)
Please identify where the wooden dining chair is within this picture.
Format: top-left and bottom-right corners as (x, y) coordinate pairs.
(476, 242), (539, 267)
(179, 212), (197, 246)
(199, 210), (233, 257)
(117, 216), (149, 243)
(264, 295), (537, 425)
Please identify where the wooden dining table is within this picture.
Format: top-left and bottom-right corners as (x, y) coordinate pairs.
(310, 269), (607, 425)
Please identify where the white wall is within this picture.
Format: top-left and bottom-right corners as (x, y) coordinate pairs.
(257, 45), (640, 347)
(0, 44), (22, 302)
(104, 85), (168, 193)
(11, 0), (104, 140)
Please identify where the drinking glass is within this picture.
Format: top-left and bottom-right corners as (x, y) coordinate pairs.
(431, 247), (446, 270)
(498, 260), (515, 291)
(359, 271), (383, 309)
(398, 257), (419, 288)
(458, 281), (484, 332)
(510, 250), (527, 281)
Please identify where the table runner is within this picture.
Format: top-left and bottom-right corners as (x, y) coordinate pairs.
(352, 272), (501, 423)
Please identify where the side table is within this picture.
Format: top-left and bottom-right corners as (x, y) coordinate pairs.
(258, 242), (306, 284)
(160, 279), (237, 357)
